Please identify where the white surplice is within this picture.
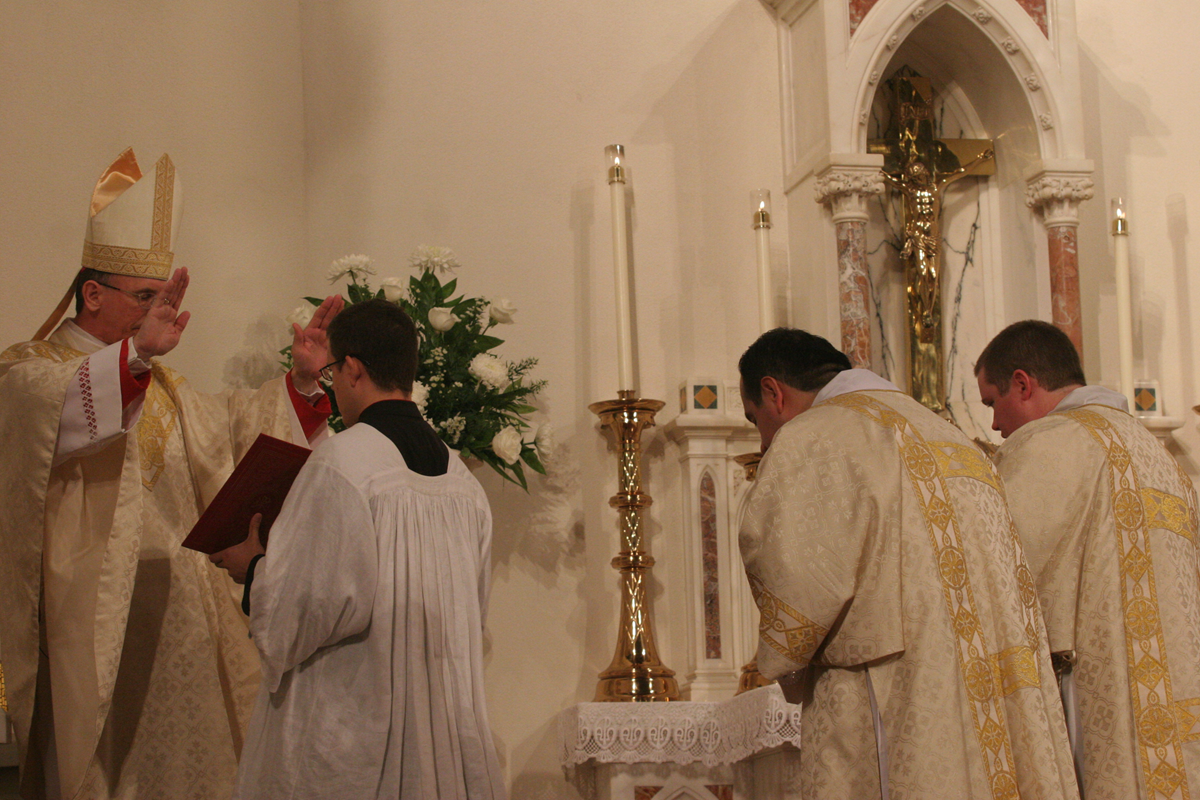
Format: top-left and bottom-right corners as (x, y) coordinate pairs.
(236, 422), (506, 800)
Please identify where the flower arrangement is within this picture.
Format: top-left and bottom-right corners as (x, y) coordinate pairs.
(286, 247), (548, 489)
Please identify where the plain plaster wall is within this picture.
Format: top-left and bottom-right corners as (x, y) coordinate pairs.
(0, 0), (309, 388)
(298, 1), (786, 794)
(1073, 0), (1200, 473)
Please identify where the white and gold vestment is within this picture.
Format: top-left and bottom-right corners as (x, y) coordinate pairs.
(997, 388), (1200, 800)
(741, 371), (1079, 800)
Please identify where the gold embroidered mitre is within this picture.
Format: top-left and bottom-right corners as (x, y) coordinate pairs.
(81, 147), (182, 280)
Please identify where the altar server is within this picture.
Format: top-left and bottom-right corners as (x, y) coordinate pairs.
(0, 147), (338, 799)
(213, 299), (507, 800)
(978, 319), (1200, 800)
(738, 327), (1079, 800)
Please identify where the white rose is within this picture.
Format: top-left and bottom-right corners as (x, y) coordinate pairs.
(381, 276), (408, 303)
(427, 308), (460, 331)
(285, 305), (315, 327)
(469, 353), (509, 390)
(410, 381), (428, 414)
(489, 297), (517, 324)
(534, 422), (554, 458)
(491, 426), (523, 465)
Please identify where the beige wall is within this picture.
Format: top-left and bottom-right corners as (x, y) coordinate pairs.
(4, 0), (1200, 797)
(1074, 0), (1200, 470)
(0, 0), (309, 388)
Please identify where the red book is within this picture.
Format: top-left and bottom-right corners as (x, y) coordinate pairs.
(183, 433), (312, 555)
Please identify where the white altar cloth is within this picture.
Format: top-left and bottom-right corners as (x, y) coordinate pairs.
(560, 685), (802, 799)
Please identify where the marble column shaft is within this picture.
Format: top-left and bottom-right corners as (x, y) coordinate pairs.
(816, 164), (885, 367)
(1046, 225), (1082, 353)
(1026, 170), (1095, 357)
(836, 220), (872, 367)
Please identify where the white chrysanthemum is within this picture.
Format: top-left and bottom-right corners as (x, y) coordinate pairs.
(381, 276), (408, 303)
(327, 254), (376, 283)
(489, 297), (517, 324)
(427, 308), (459, 331)
(410, 381), (429, 415)
(285, 305), (315, 328)
(469, 353), (509, 390)
(409, 245), (460, 275)
(491, 426), (522, 465)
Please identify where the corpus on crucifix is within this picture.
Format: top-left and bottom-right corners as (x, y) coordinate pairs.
(870, 70), (994, 414)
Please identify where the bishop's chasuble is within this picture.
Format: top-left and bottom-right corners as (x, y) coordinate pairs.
(0, 320), (325, 800)
(996, 387), (1200, 800)
(740, 370), (1079, 800)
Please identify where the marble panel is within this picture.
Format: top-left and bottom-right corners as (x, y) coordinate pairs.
(700, 472), (721, 660)
(1015, 0), (1049, 36)
(849, 0), (881, 36)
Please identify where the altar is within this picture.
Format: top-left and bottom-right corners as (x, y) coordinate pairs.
(560, 684), (802, 800)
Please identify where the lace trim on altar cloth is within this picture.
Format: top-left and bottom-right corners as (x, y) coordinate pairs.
(559, 684), (802, 770)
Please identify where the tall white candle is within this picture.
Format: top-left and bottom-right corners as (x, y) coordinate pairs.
(1112, 197), (1134, 407)
(752, 189), (773, 333)
(607, 145), (635, 392)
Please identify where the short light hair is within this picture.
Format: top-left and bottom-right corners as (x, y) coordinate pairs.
(738, 328), (852, 404)
(974, 320), (1085, 394)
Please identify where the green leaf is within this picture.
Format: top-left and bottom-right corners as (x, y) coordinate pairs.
(521, 448), (546, 475)
(474, 335), (505, 350)
(440, 278), (458, 300)
(304, 296), (324, 306)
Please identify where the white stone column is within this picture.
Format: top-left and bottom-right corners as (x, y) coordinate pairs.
(665, 406), (759, 702)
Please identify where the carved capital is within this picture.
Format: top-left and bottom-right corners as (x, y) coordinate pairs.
(1025, 172), (1096, 227)
(815, 168), (885, 223)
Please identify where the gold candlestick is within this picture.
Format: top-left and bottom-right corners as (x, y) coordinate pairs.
(732, 451), (772, 695)
(589, 390), (679, 702)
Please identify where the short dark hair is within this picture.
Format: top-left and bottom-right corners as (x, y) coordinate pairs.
(74, 268), (109, 313)
(327, 299), (419, 392)
(974, 319), (1085, 394)
(738, 328), (852, 404)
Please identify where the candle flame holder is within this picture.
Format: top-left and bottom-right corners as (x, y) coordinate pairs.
(589, 390), (679, 702)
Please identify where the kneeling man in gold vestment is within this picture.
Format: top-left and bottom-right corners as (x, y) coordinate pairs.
(0, 148), (341, 799)
(978, 320), (1200, 800)
(738, 328), (1079, 800)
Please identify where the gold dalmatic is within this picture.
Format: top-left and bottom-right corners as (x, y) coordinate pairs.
(740, 389), (1078, 800)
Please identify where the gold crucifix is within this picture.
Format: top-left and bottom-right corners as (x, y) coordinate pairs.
(869, 71), (994, 415)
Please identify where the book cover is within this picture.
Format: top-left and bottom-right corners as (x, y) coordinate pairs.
(183, 433), (312, 555)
